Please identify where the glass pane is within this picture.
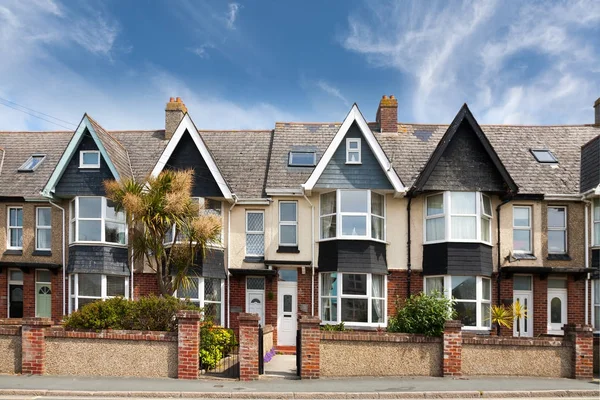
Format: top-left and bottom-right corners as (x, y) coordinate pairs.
(37, 270), (51, 283)
(341, 298), (368, 322)
(82, 152), (99, 165)
(482, 195), (492, 216)
(548, 231), (566, 253)
(455, 301), (477, 326)
(10, 228), (23, 247)
(372, 299), (384, 323)
(371, 192), (384, 217)
(482, 278), (491, 301)
(246, 277), (265, 290)
(246, 213), (263, 232)
(594, 280), (600, 303)
(79, 220), (102, 241)
(280, 202), (296, 222)
(340, 191), (368, 213)
(550, 297), (562, 323)
(548, 207), (565, 228)
(427, 194), (444, 216)
(371, 216), (384, 240)
(321, 273), (337, 296)
(280, 225), (297, 245)
(320, 191), (336, 215)
(204, 278), (221, 301)
(513, 276), (532, 291)
(348, 151), (360, 162)
(342, 215), (366, 236)
(246, 233), (264, 255)
(513, 207), (530, 227)
(342, 274), (367, 295)
(37, 208), (51, 226)
(289, 152), (315, 166)
(532, 150), (556, 162)
(481, 217), (490, 242)
(78, 197), (102, 218)
(594, 199), (600, 221)
(321, 298), (338, 322)
(77, 297), (98, 309)
(451, 216), (476, 240)
(105, 200), (125, 222)
(320, 215), (336, 239)
(204, 303), (221, 326)
(481, 303), (491, 327)
(426, 217), (445, 241)
(105, 222), (126, 244)
(425, 277), (444, 295)
(594, 223), (600, 246)
(278, 270), (297, 282)
(513, 230), (531, 252)
(548, 278), (567, 289)
(107, 276), (126, 297)
(10, 208), (23, 226)
(178, 281), (199, 299)
(10, 270), (23, 282)
(21, 155), (44, 170)
(451, 192), (476, 214)
(78, 274), (102, 297)
(283, 295), (292, 312)
(371, 275), (384, 299)
(594, 305), (599, 330)
(204, 199), (222, 216)
(452, 276), (476, 300)
(37, 228), (51, 249)
(348, 140), (359, 150)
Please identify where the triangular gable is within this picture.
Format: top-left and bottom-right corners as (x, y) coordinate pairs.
(303, 104), (405, 196)
(412, 104), (518, 193)
(149, 114), (233, 201)
(42, 114), (124, 197)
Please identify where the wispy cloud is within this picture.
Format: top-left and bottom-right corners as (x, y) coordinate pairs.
(316, 80), (349, 106)
(226, 3), (240, 29)
(188, 43), (215, 59)
(341, 0), (600, 124)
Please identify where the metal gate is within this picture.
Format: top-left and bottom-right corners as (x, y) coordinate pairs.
(258, 325), (264, 375)
(199, 326), (239, 379)
(296, 328), (301, 377)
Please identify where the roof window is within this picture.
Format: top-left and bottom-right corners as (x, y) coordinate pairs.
(18, 154), (46, 172)
(530, 149), (558, 163)
(288, 151), (316, 167)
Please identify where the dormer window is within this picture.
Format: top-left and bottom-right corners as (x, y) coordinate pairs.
(320, 190), (385, 241)
(80, 150), (100, 168)
(288, 151), (316, 167)
(18, 154), (45, 172)
(531, 149), (558, 163)
(346, 138), (361, 164)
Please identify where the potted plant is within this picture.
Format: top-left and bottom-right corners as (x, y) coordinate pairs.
(490, 304), (512, 336)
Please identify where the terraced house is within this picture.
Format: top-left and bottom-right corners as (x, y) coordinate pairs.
(0, 96), (599, 346)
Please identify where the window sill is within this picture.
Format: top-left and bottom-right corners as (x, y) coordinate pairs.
(318, 237), (388, 244)
(424, 240), (493, 246)
(277, 246), (300, 254)
(512, 253), (537, 261)
(69, 242), (127, 248)
(243, 256), (265, 263)
(547, 254), (571, 261)
(3, 249), (22, 256)
(32, 250), (52, 257)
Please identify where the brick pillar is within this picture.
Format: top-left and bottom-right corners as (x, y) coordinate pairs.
(21, 317), (52, 375)
(299, 316), (320, 379)
(564, 324), (594, 380)
(177, 310), (201, 380)
(442, 320), (462, 377)
(238, 313), (260, 381)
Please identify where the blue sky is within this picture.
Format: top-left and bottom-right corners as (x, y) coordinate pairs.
(0, 0), (599, 131)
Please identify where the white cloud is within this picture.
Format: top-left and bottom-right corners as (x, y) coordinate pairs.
(316, 80), (349, 106)
(188, 43), (215, 59)
(226, 3), (240, 30)
(341, 0), (600, 124)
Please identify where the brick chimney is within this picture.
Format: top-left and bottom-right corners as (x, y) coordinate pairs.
(376, 95), (398, 133)
(165, 97), (187, 140)
(595, 97), (600, 125)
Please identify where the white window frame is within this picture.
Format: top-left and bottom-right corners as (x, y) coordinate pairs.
(18, 154), (46, 172)
(68, 274), (129, 313)
(423, 192), (491, 245)
(547, 206), (567, 254)
(245, 210), (265, 256)
(279, 201), (298, 246)
(513, 205), (532, 254)
(7, 207), (23, 250)
(176, 277), (225, 326)
(592, 279), (599, 333)
(423, 275), (491, 330)
(593, 198), (600, 247)
(79, 150), (100, 168)
(288, 151), (316, 167)
(35, 207), (52, 251)
(164, 197), (224, 246)
(319, 190), (386, 242)
(70, 197), (127, 246)
(319, 272), (387, 328)
(345, 138), (361, 164)
(481, 194), (492, 243)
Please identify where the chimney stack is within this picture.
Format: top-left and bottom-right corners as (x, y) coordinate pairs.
(165, 97), (187, 140)
(376, 95), (398, 133)
(595, 97), (600, 125)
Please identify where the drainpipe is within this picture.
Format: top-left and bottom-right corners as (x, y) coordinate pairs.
(496, 196), (512, 335)
(302, 191), (315, 316)
(584, 199), (591, 325)
(130, 214), (134, 301)
(49, 200), (66, 317)
(227, 195), (238, 328)
(406, 196), (412, 298)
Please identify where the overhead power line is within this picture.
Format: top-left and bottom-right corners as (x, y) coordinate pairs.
(0, 96), (77, 130)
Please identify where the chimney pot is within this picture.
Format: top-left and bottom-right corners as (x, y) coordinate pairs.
(165, 97), (188, 140)
(169, 97), (174, 102)
(376, 94), (398, 133)
(595, 97), (600, 125)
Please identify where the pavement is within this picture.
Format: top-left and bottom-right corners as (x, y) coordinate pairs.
(0, 375), (597, 399)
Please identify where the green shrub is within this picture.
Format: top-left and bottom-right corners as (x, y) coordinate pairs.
(387, 292), (456, 337)
(320, 322), (346, 331)
(63, 295), (199, 332)
(199, 321), (237, 370)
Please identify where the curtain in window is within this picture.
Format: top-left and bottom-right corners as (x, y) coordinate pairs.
(426, 218), (445, 241)
(594, 280), (600, 330)
(425, 277), (444, 295)
(371, 275), (383, 323)
(451, 192), (476, 214)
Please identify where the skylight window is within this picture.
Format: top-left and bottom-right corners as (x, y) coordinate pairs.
(288, 151), (316, 167)
(531, 149), (558, 163)
(18, 154), (45, 172)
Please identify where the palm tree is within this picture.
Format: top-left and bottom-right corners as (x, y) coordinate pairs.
(104, 169), (222, 296)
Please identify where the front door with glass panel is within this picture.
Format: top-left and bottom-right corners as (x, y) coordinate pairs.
(35, 270), (52, 318)
(8, 269), (24, 318)
(277, 269), (298, 346)
(513, 275), (533, 337)
(246, 277), (265, 326)
(547, 289), (567, 335)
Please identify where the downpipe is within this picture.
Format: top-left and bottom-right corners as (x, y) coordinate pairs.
(49, 200), (66, 317)
(227, 195), (238, 328)
(302, 191), (315, 316)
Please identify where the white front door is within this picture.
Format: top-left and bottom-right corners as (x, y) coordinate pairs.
(547, 289), (567, 335)
(277, 283), (297, 346)
(513, 291), (533, 337)
(247, 291), (265, 326)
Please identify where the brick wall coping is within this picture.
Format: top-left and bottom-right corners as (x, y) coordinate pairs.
(462, 336), (568, 347)
(0, 326), (20, 336)
(320, 331), (442, 343)
(238, 313), (260, 322)
(262, 324), (274, 334)
(46, 327), (177, 342)
(0, 318), (23, 326)
(176, 310), (202, 320)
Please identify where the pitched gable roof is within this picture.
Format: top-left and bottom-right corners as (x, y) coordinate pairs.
(86, 115), (133, 181)
(302, 104), (405, 196)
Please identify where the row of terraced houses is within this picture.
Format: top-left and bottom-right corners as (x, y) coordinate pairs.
(1, 96), (599, 348)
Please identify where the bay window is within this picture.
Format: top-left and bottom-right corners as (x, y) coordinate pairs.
(320, 272), (386, 326)
(177, 277), (224, 326)
(424, 192), (492, 244)
(319, 190), (385, 241)
(70, 197), (126, 245)
(165, 197), (223, 244)
(424, 275), (491, 329)
(69, 273), (128, 312)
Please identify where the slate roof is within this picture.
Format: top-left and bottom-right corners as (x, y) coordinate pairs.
(86, 115), (133, 181)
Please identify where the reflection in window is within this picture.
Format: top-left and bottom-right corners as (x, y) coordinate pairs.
(550, 297), (562, 323)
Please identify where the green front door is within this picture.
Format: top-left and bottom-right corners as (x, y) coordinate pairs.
(36, 283), (52, 318)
